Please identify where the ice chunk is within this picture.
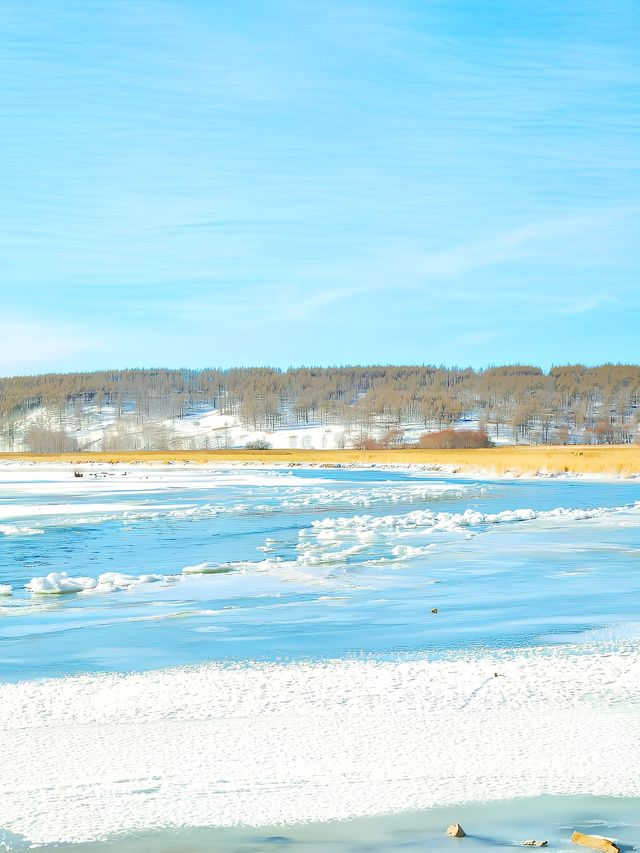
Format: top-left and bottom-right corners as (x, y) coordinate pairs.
(26, 571), (167, 595)
(26, 572), (98, 594)
(0, 524), (44, 536)
(182, 562), (234, 575)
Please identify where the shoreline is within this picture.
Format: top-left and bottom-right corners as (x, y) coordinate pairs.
(61, 794), (640, 852)
(1, 444), (640, 477)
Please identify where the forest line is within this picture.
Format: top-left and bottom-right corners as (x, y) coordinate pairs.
(1, 363), (639, 451)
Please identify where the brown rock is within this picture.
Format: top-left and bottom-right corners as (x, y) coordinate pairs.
(431, 608), (438, 614)
(571, 831), (619, 853)
(446, 824), (466, 838)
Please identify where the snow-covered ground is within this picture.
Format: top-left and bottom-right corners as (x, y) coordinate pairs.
(169, 409), (349, 449)
(1, 647), (638, 845)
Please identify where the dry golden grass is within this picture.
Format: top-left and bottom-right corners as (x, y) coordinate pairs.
(1, 445), (640, 476)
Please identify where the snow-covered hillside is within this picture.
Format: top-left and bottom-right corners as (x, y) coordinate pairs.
(0, 403), (513, 452)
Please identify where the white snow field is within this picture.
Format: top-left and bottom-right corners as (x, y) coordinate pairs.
(0, 648), (638, 845)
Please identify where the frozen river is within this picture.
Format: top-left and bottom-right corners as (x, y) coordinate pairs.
(0, 464), (638, 849)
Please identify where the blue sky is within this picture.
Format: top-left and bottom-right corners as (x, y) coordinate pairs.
(1, 0), (639, 374)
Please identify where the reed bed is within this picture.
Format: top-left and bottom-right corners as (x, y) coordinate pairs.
(2, 445), (640, 476)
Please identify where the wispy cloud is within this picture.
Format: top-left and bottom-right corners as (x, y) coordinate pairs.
(278, 287), (365, 322)
(555, 297), (599, 315)
(411, 207), (640, 281)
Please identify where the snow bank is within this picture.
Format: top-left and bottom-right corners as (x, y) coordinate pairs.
(0, 647), (638, 845)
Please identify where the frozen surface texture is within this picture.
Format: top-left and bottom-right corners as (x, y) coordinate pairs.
(1, 648), (638, 845)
